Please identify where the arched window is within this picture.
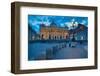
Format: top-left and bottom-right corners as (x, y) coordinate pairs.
(49, 35), (51, 40)
(60, 36), (62, 39)
(75, 37), (77, 40)
(55, 36), (56, 40)
(41, 34), (44, 39)
(66, 35), (68, 39)
(81, 36), (83, 40)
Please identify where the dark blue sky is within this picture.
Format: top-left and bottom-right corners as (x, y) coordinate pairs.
(28, 15), (88, 33)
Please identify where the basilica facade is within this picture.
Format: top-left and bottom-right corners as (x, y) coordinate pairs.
(39, 22), (69, 40)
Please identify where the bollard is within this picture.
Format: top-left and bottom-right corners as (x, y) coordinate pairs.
(58, 45), (61, 50)
(52, 46), (57, 54)
(46, 48), (53, 59)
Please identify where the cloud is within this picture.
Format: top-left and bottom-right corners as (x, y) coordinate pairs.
(65, 21), (78, 30)
(71, 18), (75, 22)
(29, 19), (51, 26)
(29, 20), (39, 26)
(41, 21), (51, 26)
(65, 22), (72, 27)
(60, 23), (65, 27)
(74, 22), (78, 27)
(81, 20), (86, 25)
(65, 22), (73, 29)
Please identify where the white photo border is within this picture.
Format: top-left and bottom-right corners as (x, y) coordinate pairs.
(20, 6), (95, 70)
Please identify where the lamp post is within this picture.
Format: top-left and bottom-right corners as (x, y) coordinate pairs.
(71, 21), (76, 42)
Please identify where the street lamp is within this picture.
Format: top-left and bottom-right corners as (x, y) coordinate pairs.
(71, 21), (76, 42)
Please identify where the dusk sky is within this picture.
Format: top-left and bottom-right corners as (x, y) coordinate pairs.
(28, 15), (88, 33)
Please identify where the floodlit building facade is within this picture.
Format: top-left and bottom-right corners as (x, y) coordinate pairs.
(40, 22), (69, 40)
